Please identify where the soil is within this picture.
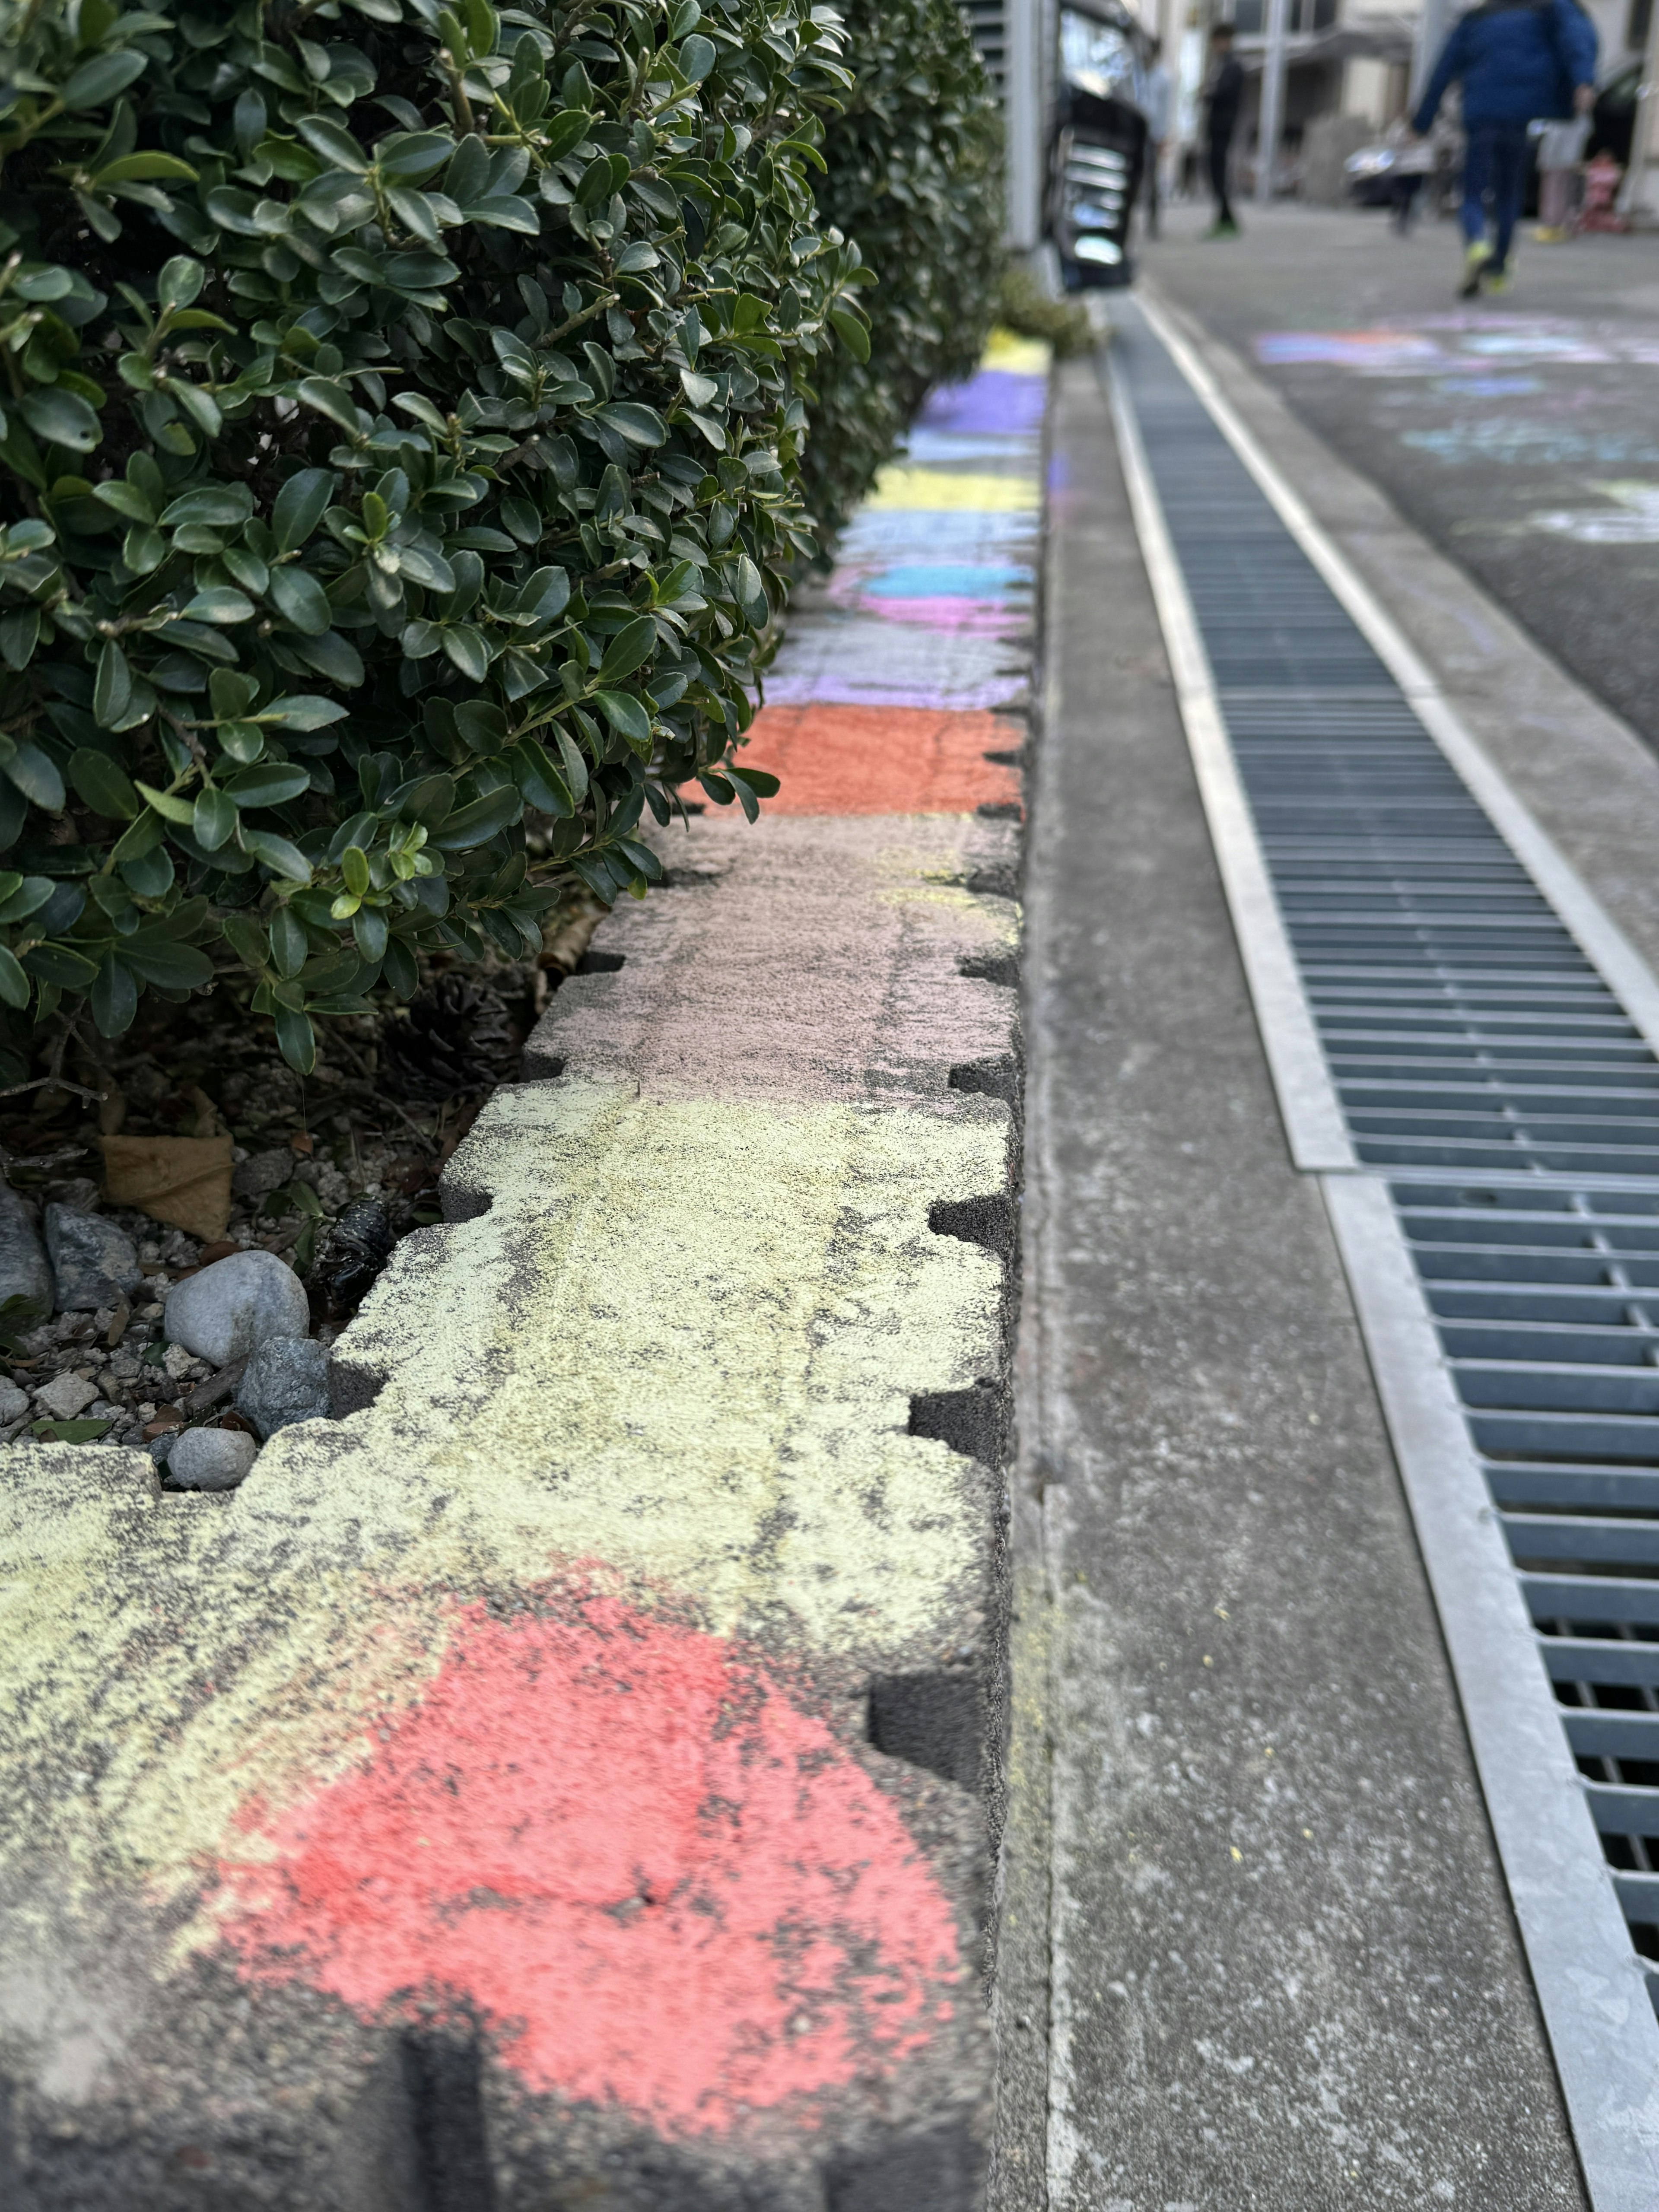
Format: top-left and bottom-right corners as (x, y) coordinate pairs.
(1, 901), (608, 1462)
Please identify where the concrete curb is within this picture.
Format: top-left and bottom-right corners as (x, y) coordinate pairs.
(0, 336), (1047, 2209)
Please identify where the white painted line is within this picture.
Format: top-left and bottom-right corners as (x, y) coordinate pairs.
(1103, 347), (1355, 1174)
(1135, 283), (1659, 1074)
(1322, 1173), (1659, 2212)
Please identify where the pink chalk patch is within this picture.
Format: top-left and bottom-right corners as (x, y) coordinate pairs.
(837, 594), (1027, 637)
(215, 1592), (960, 2136)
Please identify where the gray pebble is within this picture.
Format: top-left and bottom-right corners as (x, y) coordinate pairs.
(166, 1426), (259, 1491)
(164, 1250), (309, 1367)
(235, 1335), (330, 1440)
(34, 1373), (97, 1422)
(44, 1205), (141, 1312)
(231, 1149), (294, 1201)
(0, 1184), (52, 1316)
(0, 1379), (28, 1423)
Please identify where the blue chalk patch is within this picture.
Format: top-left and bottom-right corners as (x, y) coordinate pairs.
(861, 564), (1031, 600)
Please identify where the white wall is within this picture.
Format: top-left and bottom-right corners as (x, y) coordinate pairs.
(1581, 0), (1638, 64)
(1340, 55), (1394, 126)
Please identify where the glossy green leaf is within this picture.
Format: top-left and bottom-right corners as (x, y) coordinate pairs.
(258, 693), (348, 730)
(92, 640), (132, 728)
(593, 690), (652, 748)
(3, 744), (64, 811)
(0, 945), (29, 1009)
(429, 786), (521, 850)
(158, 254), (206, 306)
(270, 470), (334, 556)
(90, 953), (137, 1036)
(352, 906), (389, 963)
(69, 747), (140, 820)
(828, 308), (871, 363)
(182, 588), (255, 626)
(60, 48), (149, 108)
(193, 786), (238, 850)
(239, 829), (313, 883)
(296, 378), (362, 435)
(269, 906), (310, 978)
(22, 941), (99, 988)
(160, 485), (252, 530)
(273, 1004), (317, 1075)
(118, 938), (213, 989)
(135, 780), (196, 825)
(442, 626), (490, 682)
(596, 617), (658, 686)
(269, 566), (333, 635)
(20, 389), (100, 453)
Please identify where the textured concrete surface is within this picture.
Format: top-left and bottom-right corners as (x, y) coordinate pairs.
(996, 353), (1586, 2209)
(0, 343), (1045, 2207)
(1139, 209), (1659, 1006)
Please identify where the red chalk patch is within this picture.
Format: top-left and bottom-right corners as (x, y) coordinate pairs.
(215, 1591), (960, 2137)
(729, 704), (1021, 815)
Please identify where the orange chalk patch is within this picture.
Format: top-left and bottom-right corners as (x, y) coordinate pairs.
(734, 705), (1022, 816)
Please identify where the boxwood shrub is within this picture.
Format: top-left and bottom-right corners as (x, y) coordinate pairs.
(0, 0), (868, 1075)
(800, 0), (1002, 542)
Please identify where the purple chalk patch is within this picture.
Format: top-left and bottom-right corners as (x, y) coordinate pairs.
(915, 371), (1048, 438)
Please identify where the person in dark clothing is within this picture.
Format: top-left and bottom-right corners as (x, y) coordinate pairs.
(1203, 23), (1244, 236)
(1413, 0), (1597, 295)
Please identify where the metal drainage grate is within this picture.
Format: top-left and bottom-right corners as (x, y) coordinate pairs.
(1108, 297), (1659, 2204)
(1396, 1183), (1659, 1963)
(1230, 697), (1659, 1179)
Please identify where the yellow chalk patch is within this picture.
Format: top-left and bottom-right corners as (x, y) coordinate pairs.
(866, 468), (1040, 514)
(1, 1083), (1009, 1901)
(983, 329), (1052, 376)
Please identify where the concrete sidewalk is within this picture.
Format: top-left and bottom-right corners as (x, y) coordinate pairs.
(995, 350), (1589, 2207)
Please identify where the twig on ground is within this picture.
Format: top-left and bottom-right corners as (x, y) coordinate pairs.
(0, 1075), (104, 1106)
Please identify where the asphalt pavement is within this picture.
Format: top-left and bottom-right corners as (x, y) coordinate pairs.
(1140, 202), (1659, 750)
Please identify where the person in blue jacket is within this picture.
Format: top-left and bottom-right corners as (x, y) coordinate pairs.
(1412, 0), (1596, 296)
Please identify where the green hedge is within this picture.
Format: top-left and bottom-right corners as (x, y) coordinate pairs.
(0, 0), (870, 1075)
(799, 0), (1002, 543)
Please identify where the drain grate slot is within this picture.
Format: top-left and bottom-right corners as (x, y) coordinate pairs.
(1110, 298), (1659, 2203)
(1392, 1181), (1659, 2003)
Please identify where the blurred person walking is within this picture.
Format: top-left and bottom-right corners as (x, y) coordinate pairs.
(1412, 0), (1596, 295)
(1142, 37), (1174, 236)
(1203, 22), (1244, 237)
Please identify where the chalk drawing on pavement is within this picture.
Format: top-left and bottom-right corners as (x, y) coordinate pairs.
(1399, 421), (1659, 466)
(1528, 481), (1659, 543)
(1435, 375), (1544, 397)
(1255, 315), (1659, 378)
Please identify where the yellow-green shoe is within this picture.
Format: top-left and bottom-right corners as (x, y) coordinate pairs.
(1486, 263), (1513, 294)
(1458, 239), (1491, 299)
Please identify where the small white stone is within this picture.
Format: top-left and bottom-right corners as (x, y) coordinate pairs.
(34, 1373), (97, 1421)
(166, 1427), (258, 1491)
(164, 1250), (310, 1367)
